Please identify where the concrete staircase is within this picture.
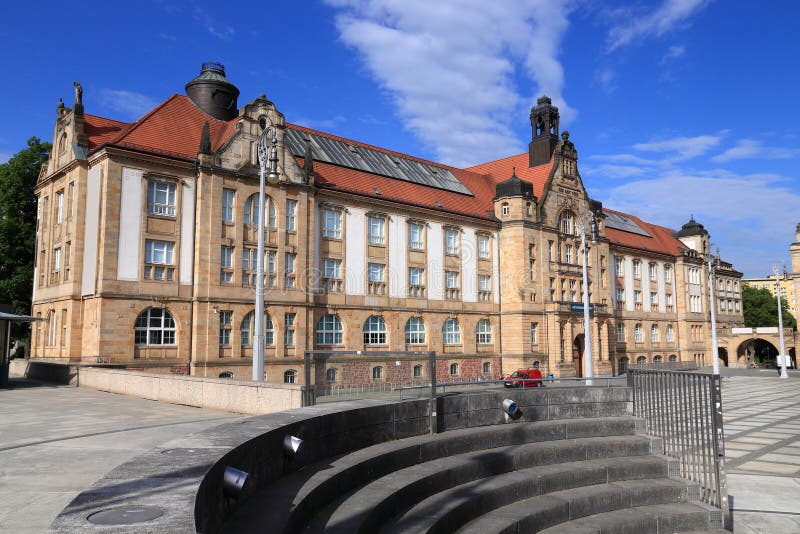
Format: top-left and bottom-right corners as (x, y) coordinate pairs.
(221, 416), (721, 533)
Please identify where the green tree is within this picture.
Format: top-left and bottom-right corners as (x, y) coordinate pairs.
(0, 137), (50, 338)
(742, 284), (797, 329)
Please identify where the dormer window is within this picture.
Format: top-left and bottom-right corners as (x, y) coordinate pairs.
(501, 203), (509, 217)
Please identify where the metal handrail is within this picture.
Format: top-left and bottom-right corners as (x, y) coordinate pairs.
(627, 369), (728, 529)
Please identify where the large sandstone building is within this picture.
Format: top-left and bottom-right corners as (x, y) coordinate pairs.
(31, 63), (744, 384)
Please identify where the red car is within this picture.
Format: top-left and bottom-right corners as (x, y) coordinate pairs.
(504, 369), (543, 388)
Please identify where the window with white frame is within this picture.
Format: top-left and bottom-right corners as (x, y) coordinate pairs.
(666, 293), (673, 310)
(368, 263), (384, 283)
(565, 244), (573, 264)
(220, 246), (233, 284)
(321, 208), (342, 238)
(285, 253), (296, 288)
(408, 222), (424, 249)
(445, 229), (459, 255)
(268, 200), (276, 229)
(267, 251), (276, 287)
(243, 194), (262, 225)
(409, 267), (424, 287)
(144, 240), (175, 281)
(633, 260), (641, 279)
(443, 318), (461, 345)
(688, 267), (700, 285)
(650, 292), (658, 308)
(478, 274), (491, 299)
(56, 190), (64, 224)
(616, 323), (626, 342)
(664, 264), (673, 283)
(615, 256), (624, 276)
(615, 288), (624, 302)
(560, 211), (574, 235)
(134, 308), (176, 345)
(147, 180), (176, 216)
(316, 314), (343, 345)
(219, 311), (232, 346)
(240, 312), (274, 346)
(222, 188), (235, 223)
(368, 216), (385, 245)
(650, 324), (659, 343)
(242, 248), (255, 286)
(285, 199), (297, 231)
(634, 290), (642, 308)
(284, 313), (296, 346)
(501, 202), (509, 216)
(445, 271), (459, 289)
(476, 319), (492, 344)
(666, 324), (674, 342)
(530, 322), (538, 344)
(405, 317), (426, 344)
(284, 370), (296, 384)
(634, 323), (643, 343)
(478, 235), (490, 259)
(649, 262), (657, 280)
(323, 258), (341, 279)
(53, 247), (62, 271)
(364, 316), (387, 345)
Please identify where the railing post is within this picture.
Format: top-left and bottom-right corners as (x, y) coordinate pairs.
(710, 373), (730, 529)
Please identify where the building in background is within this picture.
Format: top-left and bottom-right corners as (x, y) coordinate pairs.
(30, 63), (744, 384)
(743, 224), (800, 319)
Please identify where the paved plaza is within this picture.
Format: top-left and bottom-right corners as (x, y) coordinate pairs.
(0, 378), (243, 533)
(0, 371), (799, 532)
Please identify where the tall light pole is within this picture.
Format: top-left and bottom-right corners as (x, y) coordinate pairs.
(772, 262), (789, 379)
(578, 210), (598, 385)
(704, 247), (720, 375)
(252, 124), (280, 381)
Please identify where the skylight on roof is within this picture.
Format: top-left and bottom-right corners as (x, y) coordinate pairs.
(285, 128), (473, 196)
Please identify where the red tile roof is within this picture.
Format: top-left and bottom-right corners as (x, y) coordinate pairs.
(604, 208), (686, 257)
(80, 95), (688, 256)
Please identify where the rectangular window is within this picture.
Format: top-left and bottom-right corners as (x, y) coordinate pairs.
(651, 325), (659, 343)
(285, 199), (297, 231)
(323, 258), (341, 279)
(650, 292), (658, 306)
(368, 216), (385, 245)
(666, 325), (674, 342)
(664, 264), (673, 283)
(53, 247), (62, 270)
(321, 208), (342, 238)
(478, 274), (491, 291)
(445, 229), (459, 255)
(565, 244), (573, 264)
(222, 188), (235, 223)
(633, 260), (641, 279)
(615, 256), (624, 277)
(649, 262), (657, 281)
(530, 322), (538, 344)
(147, 180), (176, 216)
(368, 263), (384, 282)
(144, 240), (175, 281)
(616, 323), (626, 342)
(408, 223), (423, 250)
(220, 246), (233, 284)
(267, 251), (276, 287)
(56, 191), (64, 224)
(409, 267), (424, 286)
(67, 182), (74, 220)
(285, 253), (296, 288)
(478, 235), (490, 259)
(285, 313), (296, 346)
(634, 324), (643, 343)
(242, 248), (255, 286)
(219, 311), (232, 346)
(445, 271), (459, 289)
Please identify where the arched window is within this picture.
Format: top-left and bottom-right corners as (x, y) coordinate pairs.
(364, 316), (387, 345)
(240, 312), (274, 347)
(219, 371), (233, 379)
(413, 364), (423, 378)
(243, 194), (276, 226)
(476, 319), (492, 344)
(372, 366), (383, 380)
(443, 318), (461, 345)
(618, 357), (629, 374)
(284, 370), (296, 383)
(326, 368), (337, 383)
(58, 132), (68, 153)
(654, 355), (663, 363)
(405, 317), (426, 344)
(501, 202), (509, 216)
(669, 354), (677, 362)
(449, 363), (459, 376)
(316, 314), (343, 345)
(482, 362), (491, 374)
(560, 211), (574, 235)
(134, 308), (176, 345)
(636, 356), (647, 364)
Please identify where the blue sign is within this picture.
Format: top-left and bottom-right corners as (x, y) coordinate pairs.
(570, 303), (595, 314)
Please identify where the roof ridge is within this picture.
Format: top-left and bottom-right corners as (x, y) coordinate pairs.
(111, 94), (184, 145)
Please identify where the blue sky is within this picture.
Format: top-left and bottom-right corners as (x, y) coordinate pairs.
(2, 0), (799, 278)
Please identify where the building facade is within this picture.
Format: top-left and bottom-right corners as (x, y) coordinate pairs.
(743, 225), (800, 320)
(30, 64), (744, 384)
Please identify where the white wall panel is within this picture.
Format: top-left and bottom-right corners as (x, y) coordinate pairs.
(389, 215), (407, 298)
(179, 180), (194, 284)
(492, 232), (500, 304)
(117, 167), (143, 281)
(345, 207), (366, 296)
(427, 222), (443, 300)
(81, 165), (102, 295)
(624, 256), (634, 311)
(461, 228), (476, 302)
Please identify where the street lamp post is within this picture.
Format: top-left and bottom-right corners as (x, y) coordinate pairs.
(578, 211), (598, 385)
(704, 248), (720, 375)
(252, 125), (280, 381)
(772, 262), (789, 379)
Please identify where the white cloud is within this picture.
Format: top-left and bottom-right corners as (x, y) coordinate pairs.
(192, 6), (234, 40)
(633, 134), (722, 160)
(595, 169), (800, 277)
(593, 68), (618, 94)
(606, 0), (711, 52)
(0, 151), (11, 165)
(98, 90), (158, 119)
(159, 33), (177, 41)
(292, 115), (348, 131)
(661, 45), (685, 63)
(326, 0), (577, 166)
(712, 139), (800, 163)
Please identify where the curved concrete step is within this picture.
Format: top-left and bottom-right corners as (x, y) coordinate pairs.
(311, 435), (662, 533)
(221, 417), (646, 534)
(456, 488), (709, 534)
(385, 456), (676, 534)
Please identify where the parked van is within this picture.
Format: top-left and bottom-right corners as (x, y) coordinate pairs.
(503, 368), (543, 388)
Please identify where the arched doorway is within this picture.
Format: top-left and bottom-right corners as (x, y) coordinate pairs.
(618, 356), (629, 374)
(718, 347), (729, 367)
(736, 338), (779, 368)
(573, 334), (584, 377)
(790, 348), (797, 369)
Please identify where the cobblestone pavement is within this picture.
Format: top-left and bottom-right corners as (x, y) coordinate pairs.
(0, 378), (243, 533)
(721, 373), (800, 533)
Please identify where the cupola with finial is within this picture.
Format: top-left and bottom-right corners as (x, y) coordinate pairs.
(494, 167), (536, 221)
(675, 215), (710, 252)
(185, 62), (240, 121)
